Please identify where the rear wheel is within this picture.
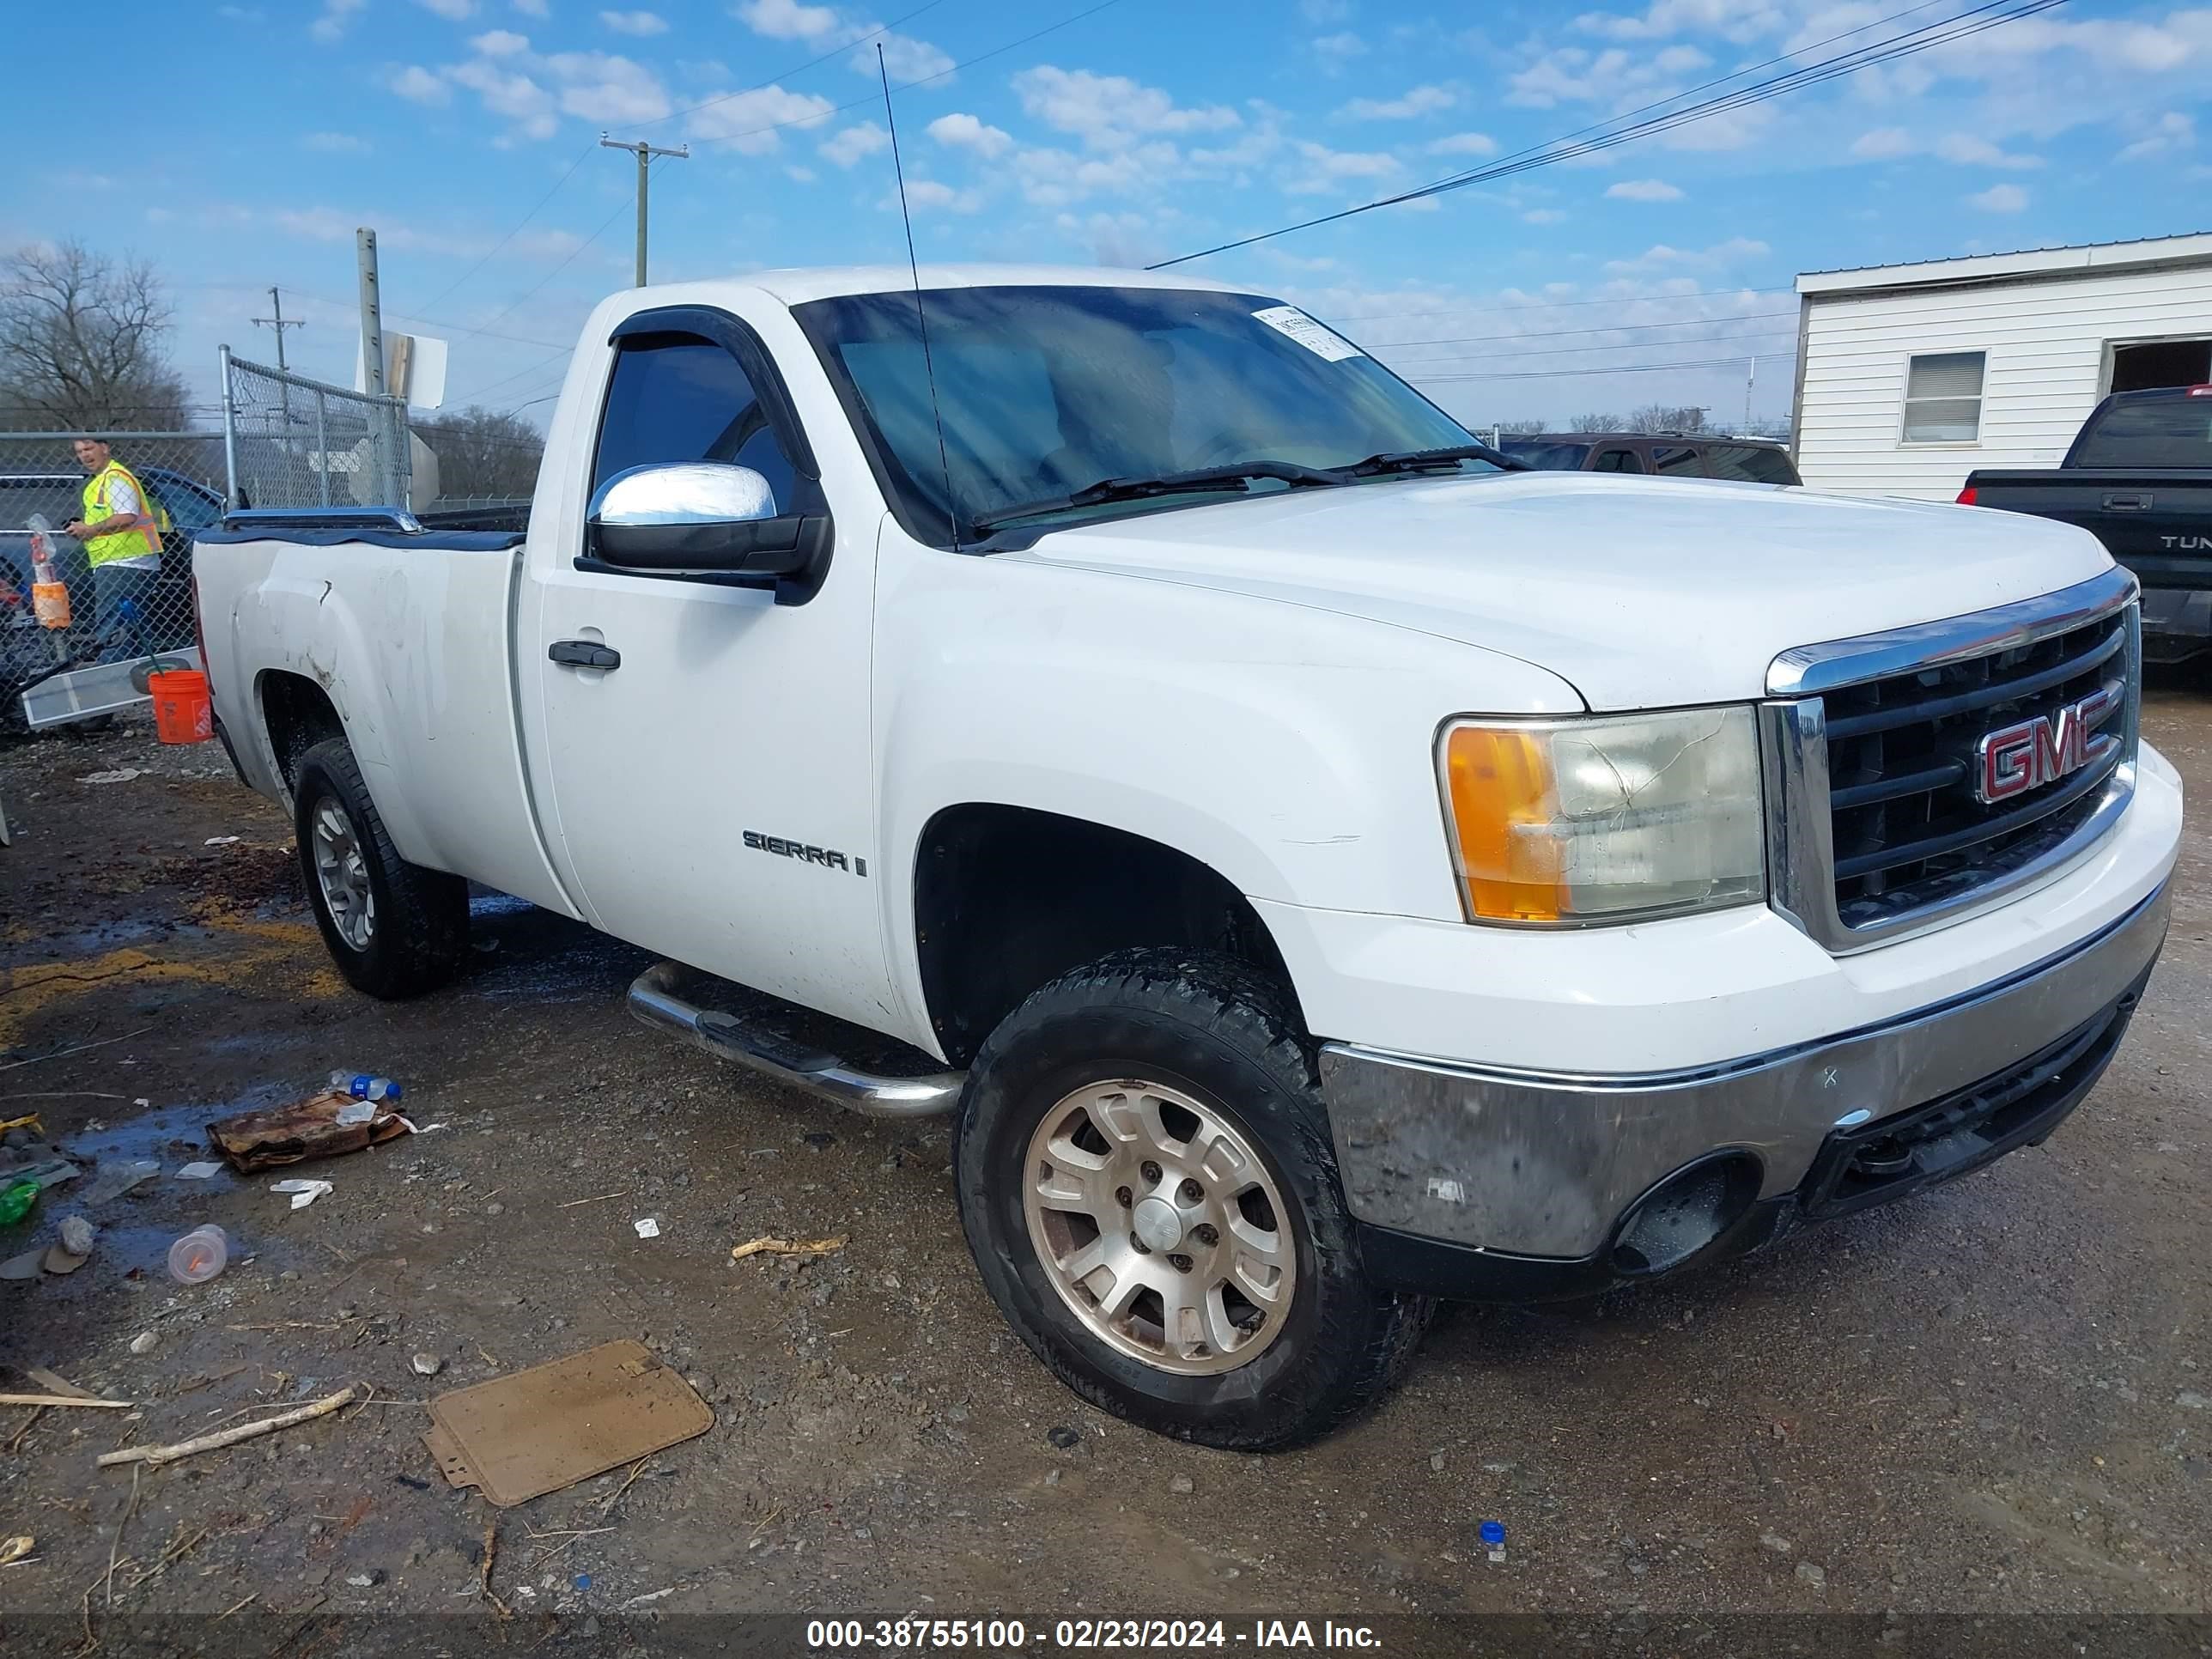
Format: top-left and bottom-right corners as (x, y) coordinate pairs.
(954, 948), (1431, 1450)
(293, 737), (467, 999)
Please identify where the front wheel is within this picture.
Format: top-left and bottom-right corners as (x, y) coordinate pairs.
(293, 737), (468, 999)
(954, 949), (1431, 1450)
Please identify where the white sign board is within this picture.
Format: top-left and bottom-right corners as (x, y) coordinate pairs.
(355, 331), (449, 410)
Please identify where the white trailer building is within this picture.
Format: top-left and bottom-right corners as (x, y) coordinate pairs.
(1792, 232), (2212, 501)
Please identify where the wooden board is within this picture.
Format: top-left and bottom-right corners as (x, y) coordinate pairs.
(422, 1340), (712, 1508)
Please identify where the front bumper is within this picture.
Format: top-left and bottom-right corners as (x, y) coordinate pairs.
(1323, 878), (2169, 1298)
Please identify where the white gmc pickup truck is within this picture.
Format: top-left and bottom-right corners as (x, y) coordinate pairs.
(197, 264), (2182, 1449)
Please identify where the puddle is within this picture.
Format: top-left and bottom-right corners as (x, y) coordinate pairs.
(58, 1097), (284, 1171)
(468, 890), (536, 918)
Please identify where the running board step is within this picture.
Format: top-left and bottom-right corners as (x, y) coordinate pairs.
(627, 962), (964, 1118)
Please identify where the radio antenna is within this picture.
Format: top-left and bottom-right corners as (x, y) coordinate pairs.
(878, 45), (962, 552)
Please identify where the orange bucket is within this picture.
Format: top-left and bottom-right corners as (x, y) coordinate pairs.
(148, 668), (213, 745)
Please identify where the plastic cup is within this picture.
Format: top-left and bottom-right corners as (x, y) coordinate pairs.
(167, 1224), (228, 1285)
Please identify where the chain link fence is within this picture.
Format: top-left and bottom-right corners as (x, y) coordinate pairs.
(1, 428), (220, 723)
(222, 349), (414, 513)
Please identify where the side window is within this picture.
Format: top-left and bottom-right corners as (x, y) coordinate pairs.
(591, 332), (797, 512)
(1901, 350), (1985, 443)
(1703, 444), (1797, 484)
(1650, 445), (1701, 474)
(1592, 448), (1644, 473)
(146, 477), (221, 531)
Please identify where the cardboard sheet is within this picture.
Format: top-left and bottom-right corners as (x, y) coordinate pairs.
(422, 1340), (712, 1508)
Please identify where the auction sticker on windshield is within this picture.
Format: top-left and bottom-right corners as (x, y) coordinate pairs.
(1252, 305), (1364, 362)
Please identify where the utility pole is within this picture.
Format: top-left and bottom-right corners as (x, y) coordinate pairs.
(252, 286), (307, 371)
(1744, 356), (1758, 432)
(356, 228), (387, 396)
(600, 132), (690, 287)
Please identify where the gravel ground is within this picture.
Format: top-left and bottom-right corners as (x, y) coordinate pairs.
(0, 684), (2206, 1651)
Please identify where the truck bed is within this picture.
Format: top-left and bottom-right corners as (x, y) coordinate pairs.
(1962, 468), (2212, 590)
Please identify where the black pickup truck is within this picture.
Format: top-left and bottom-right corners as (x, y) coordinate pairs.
(1961, 384), (2212, 662)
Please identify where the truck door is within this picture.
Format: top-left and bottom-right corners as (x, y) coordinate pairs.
(521, 307), (896, 1035)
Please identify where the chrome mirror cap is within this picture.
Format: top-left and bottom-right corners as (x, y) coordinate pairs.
(588, 461), (777, 526)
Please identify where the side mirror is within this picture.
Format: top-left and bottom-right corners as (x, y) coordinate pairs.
(585, 462), (827, 593)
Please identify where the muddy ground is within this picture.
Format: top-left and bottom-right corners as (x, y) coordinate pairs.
(0, 684), (2207, 1653)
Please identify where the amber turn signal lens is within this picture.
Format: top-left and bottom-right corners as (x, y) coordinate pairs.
(1441, 724), (1565, 921)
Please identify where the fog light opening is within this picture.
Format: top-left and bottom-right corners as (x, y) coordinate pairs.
(1609, 1152), (1762, 1277)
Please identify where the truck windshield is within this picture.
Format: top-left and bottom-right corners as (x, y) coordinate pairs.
(1498, 441), (1591, 471)
(794, 284), (1487, 544)
(2070, 395), (2212, 468)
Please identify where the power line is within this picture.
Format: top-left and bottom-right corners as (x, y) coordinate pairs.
(1150, 0), (2064, 269)
(1363, 309), (1796, 354)
(1382, 328), (1796, 369)
(415, 145), (598, 317)
(1410, 354), (1803, 383)
(1316, 285), (1794, 325)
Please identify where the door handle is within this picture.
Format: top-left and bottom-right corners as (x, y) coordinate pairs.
(2103, 493), (2152, 512)
(548, 640), (621, 671)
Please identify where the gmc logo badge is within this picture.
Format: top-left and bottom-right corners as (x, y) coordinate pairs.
(1974, 688), (2118, 805)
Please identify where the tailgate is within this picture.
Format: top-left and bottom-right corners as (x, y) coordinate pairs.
(1971, 470), (2212, 588)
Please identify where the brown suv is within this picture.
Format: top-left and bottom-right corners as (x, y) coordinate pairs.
(1496, 432), (1800, 485)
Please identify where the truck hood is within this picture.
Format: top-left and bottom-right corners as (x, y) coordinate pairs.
(1008, 472), (2116, 709)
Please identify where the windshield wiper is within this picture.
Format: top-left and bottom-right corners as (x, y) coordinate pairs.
(1340, 442), (1528, 477)
(969, 461), (1346, 535)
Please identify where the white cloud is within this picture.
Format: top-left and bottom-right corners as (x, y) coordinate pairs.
(893, 179), (982, 214)
(1014, 66), (1240, 150)
(1850, 126), (1913, 161)
(1522, 208), (1568, 224)
(601, 9), (668, 33)
(928, 112), (1013, 158)
(787, 164), (818, 183)
(2120, 111), (2197, 161)
(545, 51), (671, 123)
(1283, 139), (1400, 195)
(417, 0), (477, 16)
(1014, 141), (1185, 208)
(1604, 235), (1770, 273)
(820, 122), (889, 167)
(311, 0), (365, 42)
(1313, 31), (1366, 68)
(1657, 100), (1772, 151)
(1056, 210), (1164, 268)
(448, 58), (556, 137)
(471, 27), (532, 54)
(687, 84), (836, 153)
(1933, 133), (2041, 170)
(304, 131), (372, 153)
(1605, 178), (1683, 201)
(868, 33), (956, 80)
(1338, 83), (1455, 120)
(1428, 131), (1498, 157)
(1510, 42), (1711, 110)
(739, 0), (841, 39)
(1968, 182), (2028, 212)
(388, 65), (452, 104)
(1575, 0), (1784, 43)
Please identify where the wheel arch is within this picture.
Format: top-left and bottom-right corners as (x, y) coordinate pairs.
(911, 802), (1302, 1067)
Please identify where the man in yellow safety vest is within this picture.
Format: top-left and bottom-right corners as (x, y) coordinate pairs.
(62, 437), (170, 656)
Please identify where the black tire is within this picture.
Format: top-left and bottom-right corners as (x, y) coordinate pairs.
(954, 948), (1431, 1450)
(293, 736), (468, 1000)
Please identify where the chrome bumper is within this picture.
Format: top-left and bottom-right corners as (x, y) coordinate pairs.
(1319, 881), (2170, 1260)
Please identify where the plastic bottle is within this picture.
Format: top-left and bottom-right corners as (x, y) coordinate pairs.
(328, 1073), (403, 1103)
(24, 514), (70, 631)
(0, 1178), (40, 1228)
(167, 1224), (228, 1285)
(1480, 1520), (1507, 1563)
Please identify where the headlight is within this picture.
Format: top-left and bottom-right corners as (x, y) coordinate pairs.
(1437, 706), (1765, 925)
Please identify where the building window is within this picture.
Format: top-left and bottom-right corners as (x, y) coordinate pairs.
(1901, 350), (1986, 443)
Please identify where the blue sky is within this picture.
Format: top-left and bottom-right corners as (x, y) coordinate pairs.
(6, 0), (2209, 429)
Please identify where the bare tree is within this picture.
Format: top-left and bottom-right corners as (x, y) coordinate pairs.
(412, 406), (546, 501)
(1493, 416), (1551, 434)
(1626, 403), (1708, 434)
(0, 241), (191, 430)
(1566, 411), (1626, 432)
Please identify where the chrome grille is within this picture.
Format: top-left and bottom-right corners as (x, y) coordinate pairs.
(1761, 569), (2141, 954)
